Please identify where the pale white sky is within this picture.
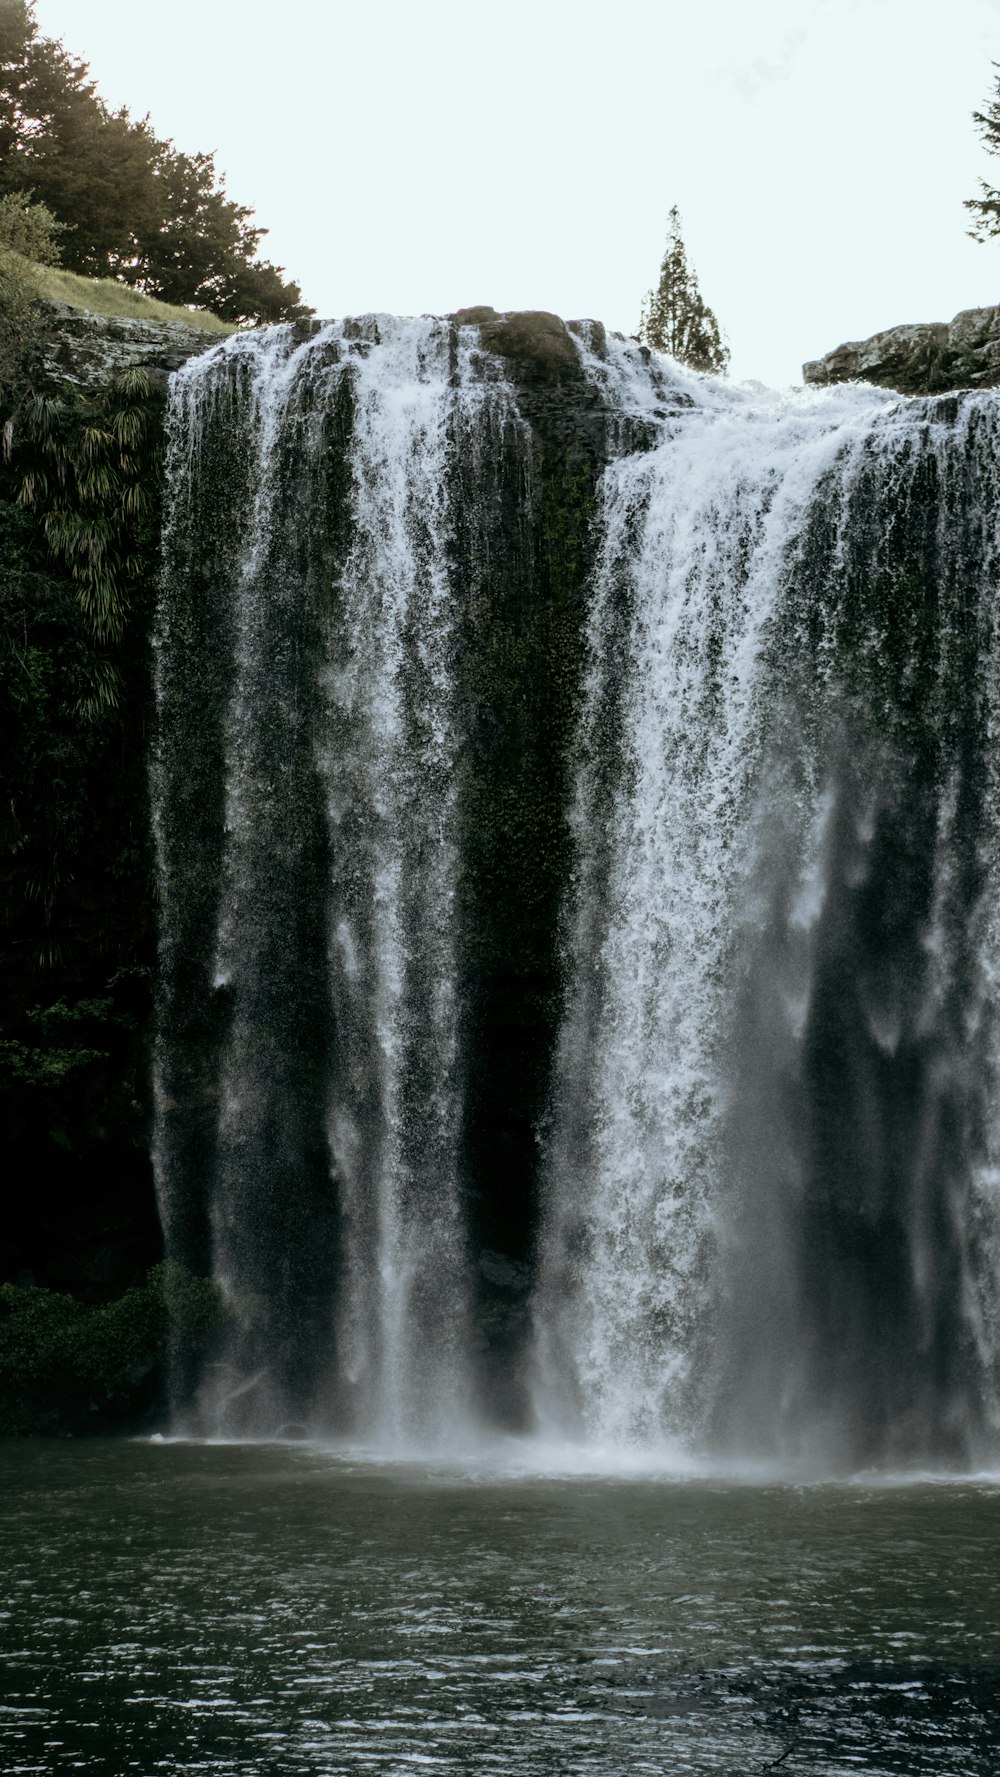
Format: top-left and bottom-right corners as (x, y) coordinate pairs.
(30, 0), (1000, 385)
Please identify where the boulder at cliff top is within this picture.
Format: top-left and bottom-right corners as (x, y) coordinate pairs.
(803, 304), (1000, 396)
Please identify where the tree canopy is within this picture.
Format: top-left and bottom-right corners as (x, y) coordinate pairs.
(966, 65), (1000, 240)
(638, 207), (729, 375)
(0, 0), (310, 324)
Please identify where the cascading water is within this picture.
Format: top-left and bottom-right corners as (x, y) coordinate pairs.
(153, 316), (519, 1443)
(318, 318), (466, 1444)
(534, 369), (1000, 1471)
(152, 309), (1000, 1469)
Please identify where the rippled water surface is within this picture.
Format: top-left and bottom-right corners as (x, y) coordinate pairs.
(2, 1441), (999, 1775)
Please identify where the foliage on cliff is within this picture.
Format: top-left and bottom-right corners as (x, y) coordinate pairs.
(0, 189), (59, 399)
(639, 207), (729, 375)
(0, 1262), (221, 1433)
(0, 0), (310, 324)
(0, 305), (165, 1309)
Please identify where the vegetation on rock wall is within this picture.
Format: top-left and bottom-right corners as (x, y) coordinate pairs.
(0, 1261), (221, 1433)
(0, 284), (193, 1427)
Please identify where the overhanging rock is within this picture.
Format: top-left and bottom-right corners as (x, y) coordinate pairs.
(803, 304), (1000, 395)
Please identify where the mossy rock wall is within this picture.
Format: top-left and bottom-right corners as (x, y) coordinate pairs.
(0, 310), (217, 1340)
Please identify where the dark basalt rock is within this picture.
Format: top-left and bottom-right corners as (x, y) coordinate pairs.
(36, 301), (224, 389)
(476, 308), (581, 381)
(803, 304), (1000, 395)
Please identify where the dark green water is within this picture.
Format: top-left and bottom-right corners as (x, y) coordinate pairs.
(1, 1442), (999, 1775)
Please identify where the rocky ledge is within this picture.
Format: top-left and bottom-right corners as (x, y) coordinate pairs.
(803, 304), (1000, 396)
(37, 302), (224, 390)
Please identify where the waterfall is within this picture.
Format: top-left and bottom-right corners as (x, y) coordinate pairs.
(534, 372), (1000, 1471)
(152, 309), (1000, 1469)
(153, 316), (516, 1442)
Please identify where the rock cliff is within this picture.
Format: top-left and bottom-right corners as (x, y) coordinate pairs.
(803, 303), (1000, 395)
(37, 301), (223, 389)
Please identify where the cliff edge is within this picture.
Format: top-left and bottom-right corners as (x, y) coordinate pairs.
(803, 304), (1000, 395)
(36, 300), (223, 389)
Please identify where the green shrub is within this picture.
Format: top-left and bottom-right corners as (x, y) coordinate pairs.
(0, 1263), (222, 1434)
(0, 195), (61, 396)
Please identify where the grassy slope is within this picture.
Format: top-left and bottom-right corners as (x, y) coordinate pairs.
(31, 260), (233, 333)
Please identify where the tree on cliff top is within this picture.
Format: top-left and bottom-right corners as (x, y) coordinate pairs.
(638, 208), (729, 375)
(966, 65), (1000, 240)
(0, 0), (311, 324)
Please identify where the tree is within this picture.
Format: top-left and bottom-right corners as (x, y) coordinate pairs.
(638, 207), (729, 375)
(966, 65), (1000, 239)
(0, 3), (165, 270)
(0, 0), (310, 324)
(126, 144), (307, 325)
(0, 190), (61, 401)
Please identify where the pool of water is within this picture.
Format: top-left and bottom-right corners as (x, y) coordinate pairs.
(1, 1440), (999, 1774)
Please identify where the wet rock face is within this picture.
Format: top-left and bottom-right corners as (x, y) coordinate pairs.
(803, 304), (1000, 395)
(37, 302), (223, 389)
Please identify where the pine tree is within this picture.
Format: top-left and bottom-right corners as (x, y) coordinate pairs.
(966, 65), (1000, 239)
(638, 207), (729, 375)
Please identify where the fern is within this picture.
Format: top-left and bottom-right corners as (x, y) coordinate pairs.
(12, 369), (159, 661)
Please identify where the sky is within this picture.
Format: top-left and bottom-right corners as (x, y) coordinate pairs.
(30, 0), (1000, 386)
